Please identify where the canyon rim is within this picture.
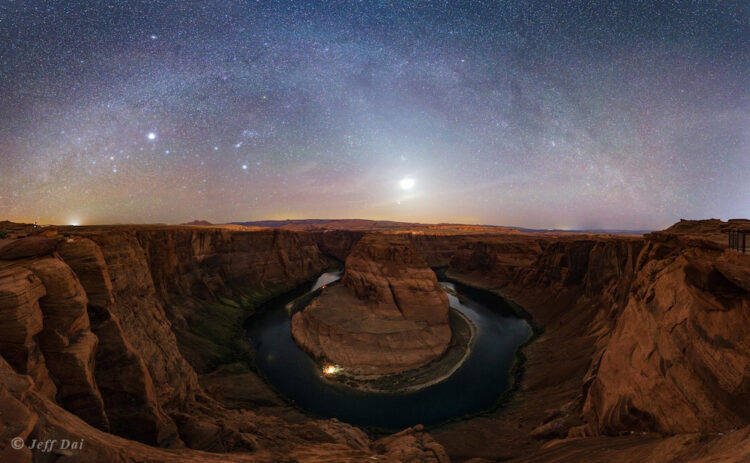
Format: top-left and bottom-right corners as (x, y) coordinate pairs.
(0, 218), (748, 462)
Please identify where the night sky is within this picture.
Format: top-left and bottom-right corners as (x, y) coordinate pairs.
(1, 1), (747, 229)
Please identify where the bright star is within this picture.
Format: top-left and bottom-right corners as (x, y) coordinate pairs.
(399, 177), (415, 190)
(242, 164), (248, 170)
(147, 132), (156, 140)
(150, 34), (158, 40)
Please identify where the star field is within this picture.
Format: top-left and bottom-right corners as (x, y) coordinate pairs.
(0, 1), (748, 229)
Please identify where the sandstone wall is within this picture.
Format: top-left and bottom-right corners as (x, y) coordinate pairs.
(441, 223), (749, 440)
(134, 228), (331, 302)
(1, 220), (748, 462)
(0, 226), (450, 461)
(291, 233), (453, 375)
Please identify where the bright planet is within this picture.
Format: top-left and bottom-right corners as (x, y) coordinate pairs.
(399, 178), (416, 190)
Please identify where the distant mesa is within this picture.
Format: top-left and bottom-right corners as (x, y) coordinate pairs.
(233, 218), (422, 231)
(231, 218), (651, 234)
(181, 220), (213, 226)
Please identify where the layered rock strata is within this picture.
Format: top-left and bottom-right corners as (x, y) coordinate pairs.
(292, 233), (452, 375)
(434, 220), (750, 462)
(0, 226), (449, 462)
(0, 219), (748, 462)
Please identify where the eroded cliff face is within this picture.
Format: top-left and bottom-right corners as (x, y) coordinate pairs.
(127, 227), (333, 372)
(0, 225), (449, 462)
(135, 227), (331, 301)
(582, 229), (749, 436)
(291, 234), (452, 375)
(309, 229), (365, 262)
(436, 221), (749, 462)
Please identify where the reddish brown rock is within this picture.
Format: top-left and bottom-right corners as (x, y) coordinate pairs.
(24, 257), (109, 431)
(436, 221), (749, 462)
(375, 425), (450, 463)
(0, 226), (455, 461)
(0, 356), (270, 463)
(0, 379), (36, 462)
(292, 233), (451, 375)
(133, 227), (331, 302)
(0, 265), (56, 399)
(1, 220), (747, 462)
(57, 238), (115, 308)
(342, 234), (449, 325)
(80, 229), (202, 409)
(582, 245), (750, 435)
(0, 236), (58, 260)
(309, 229), (365, 262)
(58, 237), (179, 446)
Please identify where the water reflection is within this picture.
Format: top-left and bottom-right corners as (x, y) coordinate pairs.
(247, 271), (532, 430)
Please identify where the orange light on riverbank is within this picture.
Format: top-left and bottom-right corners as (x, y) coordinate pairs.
(323, 364), (339, 376)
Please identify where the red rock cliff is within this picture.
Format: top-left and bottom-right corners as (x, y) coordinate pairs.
(0, 219), (747, 462)
(435, 221), (749, 462)
(0, 225), (449, 462)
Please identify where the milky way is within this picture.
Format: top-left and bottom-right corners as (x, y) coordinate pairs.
(1, 1), (748, 229)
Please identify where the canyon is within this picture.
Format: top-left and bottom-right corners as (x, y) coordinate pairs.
(0, 218), (748, 462)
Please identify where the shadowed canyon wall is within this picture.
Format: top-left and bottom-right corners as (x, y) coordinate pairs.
(435, 220), (749, 461)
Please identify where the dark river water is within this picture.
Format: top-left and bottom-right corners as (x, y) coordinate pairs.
(247, 271), (532, 430)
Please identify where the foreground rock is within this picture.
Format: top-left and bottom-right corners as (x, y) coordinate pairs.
(291, 234), (452, 375)
(435, 219), (750, 462)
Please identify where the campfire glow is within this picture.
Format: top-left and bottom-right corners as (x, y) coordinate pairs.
(322, 364), (340, 376)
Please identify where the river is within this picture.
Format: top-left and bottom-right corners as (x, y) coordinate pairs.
(247, 270), (532, 430)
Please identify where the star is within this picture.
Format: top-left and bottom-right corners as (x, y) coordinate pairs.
(0, 2), (743, 229)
